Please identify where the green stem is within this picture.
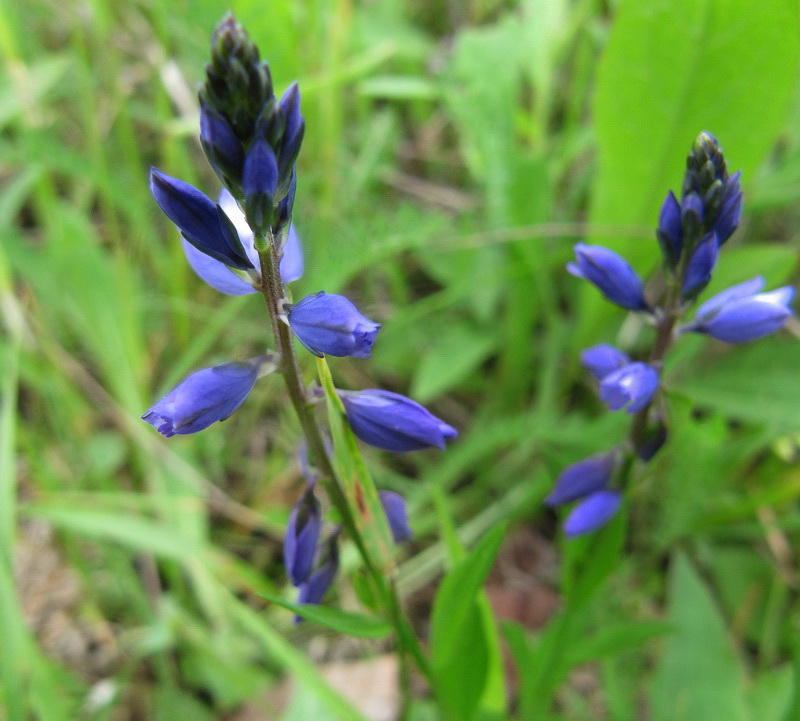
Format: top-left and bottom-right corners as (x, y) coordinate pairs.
(255, 229), (431, 686)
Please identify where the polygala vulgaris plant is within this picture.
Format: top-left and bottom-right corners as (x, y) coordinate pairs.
(549, 132), (794, 536)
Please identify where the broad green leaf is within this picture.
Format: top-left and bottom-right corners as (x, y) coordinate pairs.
(565, 621), (672, 667)
(260, 591), (393, 639)
(746, 665), (793, 721)
(673, 337), (800, 430)
(592, 0), (799, 253)
(316, 357), (395, 573)
(650, 552), (748, 721)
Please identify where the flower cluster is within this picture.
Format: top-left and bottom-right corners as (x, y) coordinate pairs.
(549, 132), (794, 536)
(142, 15), (456, 609)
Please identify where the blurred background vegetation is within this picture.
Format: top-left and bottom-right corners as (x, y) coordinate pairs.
(2, 0), (800, 719)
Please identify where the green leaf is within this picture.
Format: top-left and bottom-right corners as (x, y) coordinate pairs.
(316, 357), (395, 573)
(673, 337), (800, 430)
(411, 324), (496, 402)
(592, 0), (799, 246)
(430, 524), (506, 721)
(650, 552), (748, 721)
(260, 591), (393, 639)
(26, 504), (205, 561)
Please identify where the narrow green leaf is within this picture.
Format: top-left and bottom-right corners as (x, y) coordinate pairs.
(650, 552), (748, 721)
(315, 357), (395, 573)
(26, 505), (205, 561)
(260, 591), (393, 639)
(430, 524), (506, 721)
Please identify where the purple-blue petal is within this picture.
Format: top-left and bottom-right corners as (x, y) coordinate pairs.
(284, 487), (322, 586)
(568, 244), (649, 312)
(150, 168), (253, 270)
(696, 286), (794, 343)
(656, 191), (683, 268)
(181, 237), (257, 295)
(379, 491), (413, 544)
(681, 232), (718, 301)
(599, 362), (659, 414)
(340, 389), (458, 453)
(695, 276), (765, 320)
(288, 292), (380, 358)
(545, 451), (616, 506)
(563, 490), (622, 537)
(141, 358), (263, 436)
(580, 344), (631, 381)
(280, 224), (304, 283)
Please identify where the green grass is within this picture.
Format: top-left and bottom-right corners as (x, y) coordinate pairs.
(3, 0), (800, 718)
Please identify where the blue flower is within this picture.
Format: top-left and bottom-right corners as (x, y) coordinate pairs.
(379, 491), (413, 544)
(599, 362), (659, 414)
(681, 232), (718, 301)
(563, 490), (622, 537)
(683, 276), (794, 343)
(545, 451), (616, 506)
(287, 292), (381, 358)
(339, 389), (458, 453)
(567, 244), (649, 311)
(149, 168), (253, 270)
(714, 170), (742, 246)
(181, 189), (303, 295)
(657, 190), (683, 269)
(295, 531), (339, 618)
(142, 356), (270, 436)
(581, 344), (631, 381)
(243, 138), (279, 234)
(277, 82), (305, 182)
(200, 105), (243, 187)
(284, 484), (322, 586)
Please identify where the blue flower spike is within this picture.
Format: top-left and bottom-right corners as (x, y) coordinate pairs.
(545, 451), (616, 507)
(339, 389), (458, 453)
(150, 168), (253, 270)
(141, 356), (272, 436)
(599, 362), (659, 414)
(563, 490), (622, 537)
(284, 484), (322, 586)
(287, 291), (381, 358)
(684, 276), (794, 343)
(379, 491), (413, 544)
(568, 244), (650, 312)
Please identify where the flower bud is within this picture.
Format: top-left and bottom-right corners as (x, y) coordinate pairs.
(684, 276), (794, 343)
(599, 362), (659, 414)
(243, 138), (278, 235)
(141, 356), (270, 436)
(379, 491), (413, 544)
(200, 105), (243, 188)
(657, 191), (683, 269)
(567, 244), (649, 311)
(545, 451), (616, 506)
(563, 490), (622, 537)
(284, 485), (322, 586)
(339, 389), (458, 453)
(296, 532), (340, 617)
(580, 344), (631, 381)
(287, 292), (380, 358)
(150, 168), (253, 270)
(681, 232), (718, 301)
